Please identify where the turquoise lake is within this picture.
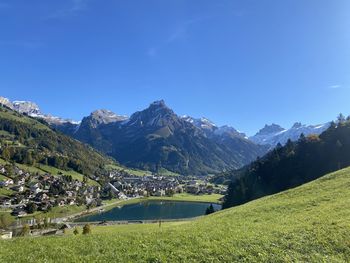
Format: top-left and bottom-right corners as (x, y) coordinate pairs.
(76, 200), (222, 222)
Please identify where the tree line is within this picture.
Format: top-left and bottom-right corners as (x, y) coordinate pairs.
(223, 114), (350, 209)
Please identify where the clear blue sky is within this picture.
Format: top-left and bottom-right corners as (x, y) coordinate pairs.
(0, 0), (349, 135)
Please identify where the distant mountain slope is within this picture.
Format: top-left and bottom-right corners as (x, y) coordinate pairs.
(2, 166), (350, 262)
(73, 101), (266, 175)
(223, 119), (350, 208)
(250, 122), (330, 147)
(0, 105), (115, 178)
(0, 96), (80, 127)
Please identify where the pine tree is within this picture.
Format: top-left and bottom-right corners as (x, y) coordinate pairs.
(24, 151), (34, 165)
(82, 224), (92, 235)
(337, 113), (346, 124)
(1, 147), (10, 161)
(205, 204), (215, 215)
(73, 227), (79, 235)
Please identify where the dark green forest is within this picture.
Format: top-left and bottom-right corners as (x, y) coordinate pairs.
(223, 115), (350, 209)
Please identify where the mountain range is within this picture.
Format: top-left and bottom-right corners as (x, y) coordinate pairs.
(249, 122), (330, 148)
(0, 96), (330, 175)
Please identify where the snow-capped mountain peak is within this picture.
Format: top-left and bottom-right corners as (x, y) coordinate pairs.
(181, 116), (248, 140)
(250, 122), (330, 147)
(255, 123), (285, 136)
(291, 122), (303, 129)
(12, 100), (41, 115)
(214, 125), (247, 138)
(181, 115), (217, 130)
(90, 109), (128, 124)
(0, 97), (13, 109)
(0, 96), (79, 125)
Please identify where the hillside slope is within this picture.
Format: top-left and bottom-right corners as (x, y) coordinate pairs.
(223, 120), (350, 208)
(1, 167), (350, 262)
(0, 106), (115, 178)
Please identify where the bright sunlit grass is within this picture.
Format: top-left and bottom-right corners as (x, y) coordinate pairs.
(1, 167), (350, 262)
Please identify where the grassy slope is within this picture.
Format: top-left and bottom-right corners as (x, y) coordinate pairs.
(105, 164), (153, 176)
(0, 173), (13, 197)
(105, 164), (180, 177)
(0, 188), (13, 197)
(0, 158), (99, 186)
(0, 174), (9, 181)
(38, 164), (99, 186)
(147, 193), (223, 203)
(24, 205), (87, 221)
(0, 110), (50, 131)
(1, 167), (350, 262)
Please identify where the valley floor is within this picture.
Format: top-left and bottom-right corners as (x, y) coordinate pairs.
(1, 168), (350, 262)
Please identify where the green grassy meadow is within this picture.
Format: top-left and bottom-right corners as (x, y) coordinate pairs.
(1, 167), (350, 262)
(105, 164), (153, 176)
(37, 164), (99, 186)
(147, 193), (223, 203)
(105, 164), (181, 177)
(0, 158), (99, 186)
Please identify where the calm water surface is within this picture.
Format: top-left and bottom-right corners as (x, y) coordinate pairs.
(76, 200), (222, 222)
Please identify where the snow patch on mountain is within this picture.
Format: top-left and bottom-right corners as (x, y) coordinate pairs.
(250, 122), (330, 147)
(181, 115), (217, 131)
(0, 97), (14, 109)
(90, 109), (128, 125)
(0, 96), (79, 125)
(214, 125), (247, 139)
(12, 100), (41, 115)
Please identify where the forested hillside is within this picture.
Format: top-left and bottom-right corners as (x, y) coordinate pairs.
(223, 116), (350, 208)
(0, 106), (115, 178)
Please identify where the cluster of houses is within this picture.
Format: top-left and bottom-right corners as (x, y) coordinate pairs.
(106, 170), (226, 199)
(0, 164), (101, 217)
(0, 164), (226, 221)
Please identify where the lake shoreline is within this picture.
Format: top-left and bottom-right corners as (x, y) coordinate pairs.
(68, 193), (223, 222)
(72, 195), (221, 222)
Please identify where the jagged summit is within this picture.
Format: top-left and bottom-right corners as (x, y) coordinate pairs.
(181, 115), (247, 140)
(12, 100), (41, 115)
(0, 97), (13, 109)
(126, 100), (177, 128)
(250, 122), (330, 147)
(292, 122), (303, 129)
(255, 124), (285, 136)
(149, 100), (167, 108)
(90, 109), (128, 124)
